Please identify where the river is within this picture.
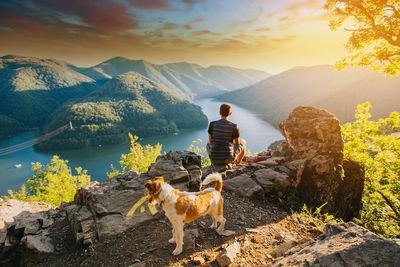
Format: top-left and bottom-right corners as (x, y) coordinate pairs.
(0, 98), (283, 195)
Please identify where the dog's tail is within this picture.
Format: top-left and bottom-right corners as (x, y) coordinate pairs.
(201, 173), (223, 193)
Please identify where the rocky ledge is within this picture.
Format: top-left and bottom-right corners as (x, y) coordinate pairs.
(272, 222), (400, 266)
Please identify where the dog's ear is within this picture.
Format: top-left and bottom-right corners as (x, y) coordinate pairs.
(145, 181), (154, 190)
(154, 177), (164, 182)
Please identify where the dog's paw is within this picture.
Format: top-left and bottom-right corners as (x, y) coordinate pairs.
(210, 223), (217, 229)
(217, 230), (235, 236)
(168, 237), (176, 244)
(172, 247), (182, 255)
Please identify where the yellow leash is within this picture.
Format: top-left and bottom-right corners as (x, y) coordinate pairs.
(126, 195), (158, 220)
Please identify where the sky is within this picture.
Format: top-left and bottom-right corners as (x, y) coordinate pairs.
(0, 0), (351, 74)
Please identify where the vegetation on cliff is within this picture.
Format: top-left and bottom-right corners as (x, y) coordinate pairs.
(108, 133), (162, 177)
(342, 102), (400, 238)
(4, 156), (90, 206)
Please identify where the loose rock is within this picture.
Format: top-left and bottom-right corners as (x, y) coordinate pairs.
(216, 241), (240, 266)
(223, 174), (264, 199)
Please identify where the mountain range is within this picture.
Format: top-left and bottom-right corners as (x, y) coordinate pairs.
(218, 65), (400, 126)
(77, 56), (269, 99)
(0, 55), (268, 143)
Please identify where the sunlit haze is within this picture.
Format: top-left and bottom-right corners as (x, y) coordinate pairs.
(0, 0), (350, 73)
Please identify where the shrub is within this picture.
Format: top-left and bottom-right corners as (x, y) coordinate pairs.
(108, 133), (162, 177)
(4, 155), (90, 206)
(342, 102), (400, 238)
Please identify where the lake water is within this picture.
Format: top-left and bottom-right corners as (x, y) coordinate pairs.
(0, 98), (283, 195)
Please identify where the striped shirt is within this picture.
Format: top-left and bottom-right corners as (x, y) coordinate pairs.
(208, 119), (240, 160)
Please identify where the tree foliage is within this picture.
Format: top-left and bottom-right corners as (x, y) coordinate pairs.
(326, 0), (400, 76)
(4, 155), (91, 206)
(108, 133), (162, 177)
(342, 102), (400, 237)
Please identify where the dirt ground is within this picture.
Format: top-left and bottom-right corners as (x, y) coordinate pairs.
(39, 191), (322, 267)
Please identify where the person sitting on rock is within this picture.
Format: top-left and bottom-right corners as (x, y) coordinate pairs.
(207, 103), (246, 166)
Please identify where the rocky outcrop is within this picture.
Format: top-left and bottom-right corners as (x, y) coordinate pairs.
(148, 151), (202, 191)
(278, 106), (344, 165)
(0, 199), (68, 266)
(63, 151), (202, 247)
(278, 106), (364, 220)
(64, 171), (158, 246)
(272, 222), (400, 266)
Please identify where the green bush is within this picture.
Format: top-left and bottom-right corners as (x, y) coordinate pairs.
(342, 102), (400, 238)
(4, 155), (90, 206)
(108, 133), (162, 177)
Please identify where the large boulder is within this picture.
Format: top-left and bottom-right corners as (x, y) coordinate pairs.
(223, 174), (264, 199)
(148, 151), (202, 191)
(279, 106), (344, 165)
(272, 222), (400, 266)
(278, 106), (364, 220)
(254, 168), (291, 196)
(0, 199), (66, 266)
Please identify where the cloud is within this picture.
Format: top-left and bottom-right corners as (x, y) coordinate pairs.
(255, 27), (272, 32)
(182, 0), (204, 4)
(158, 22), (179, 31)
(153, 22), (179, 37)
(282, 0), (323, 15)
(271, 35), (298, 43)
(265, 0), (326, 31)
(184, 18), (204, 30)
(129, 0), (171, 10)
(232, 34), (248, 39)
(210, 38), (249, 52)
(0, 0), (137, 34)
(192, 30), (221, 36)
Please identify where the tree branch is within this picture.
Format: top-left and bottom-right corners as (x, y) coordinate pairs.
(377, 190), (400, 221)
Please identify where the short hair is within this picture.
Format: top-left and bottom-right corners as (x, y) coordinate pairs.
(220, 104), (232, 117)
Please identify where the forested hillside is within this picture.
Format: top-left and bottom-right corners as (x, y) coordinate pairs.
(0, 55), (99, 136)
(36, 72), (208, 149)
(218, 65), (400, 126)
(0, 55), (267, 141)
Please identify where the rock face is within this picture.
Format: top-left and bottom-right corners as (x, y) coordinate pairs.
(0, 199), (67, 266)
(148, 151), (202, 191)
(278, 106), (344, 165)
(272, 222), (400, 266)
(278, 106), (364, 220)
(65, 171), (158, 246)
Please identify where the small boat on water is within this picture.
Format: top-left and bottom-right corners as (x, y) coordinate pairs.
(14, 164), (22, 168)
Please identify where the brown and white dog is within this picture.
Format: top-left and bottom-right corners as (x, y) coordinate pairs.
(145, 173), (229, 255)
